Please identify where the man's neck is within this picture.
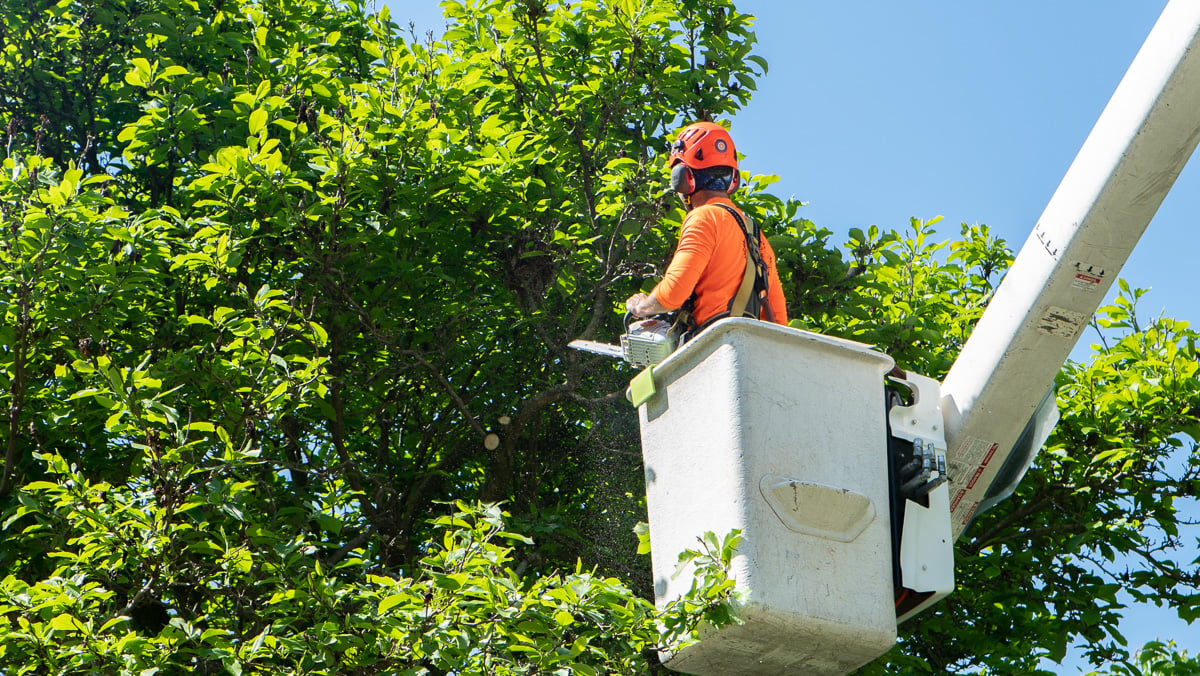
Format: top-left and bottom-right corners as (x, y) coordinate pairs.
(686, 190), (730, 210)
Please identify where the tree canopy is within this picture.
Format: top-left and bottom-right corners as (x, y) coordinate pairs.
(1, 0), (1197, 673)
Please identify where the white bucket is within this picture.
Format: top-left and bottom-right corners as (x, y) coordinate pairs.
(637, 319), (897, 675)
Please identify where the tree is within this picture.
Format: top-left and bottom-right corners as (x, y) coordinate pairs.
(1, 0), (1197, 673)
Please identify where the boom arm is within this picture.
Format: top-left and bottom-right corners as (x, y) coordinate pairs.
(940, 0), (1200, 540)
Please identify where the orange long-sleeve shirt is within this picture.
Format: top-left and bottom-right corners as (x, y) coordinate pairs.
(653, 197), (788, 328)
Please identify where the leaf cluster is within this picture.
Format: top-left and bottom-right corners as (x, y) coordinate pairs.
(4, 483), (728, 673)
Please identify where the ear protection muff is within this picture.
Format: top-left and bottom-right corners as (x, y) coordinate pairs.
(670, 163), (694, 195)
(726, 170), (741, 195)
(673, 165), (741, 196)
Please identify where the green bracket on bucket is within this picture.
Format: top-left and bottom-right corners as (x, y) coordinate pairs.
(627, 366), (656, 407)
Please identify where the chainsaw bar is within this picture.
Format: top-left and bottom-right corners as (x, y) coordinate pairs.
(569, 339), (624, 359)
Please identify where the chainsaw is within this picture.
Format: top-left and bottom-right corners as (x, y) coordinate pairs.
(569, 314), (678, 368)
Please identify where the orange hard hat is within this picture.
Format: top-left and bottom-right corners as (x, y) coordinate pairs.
(668, 121), (738, 172)
(668, 122), (740, 195)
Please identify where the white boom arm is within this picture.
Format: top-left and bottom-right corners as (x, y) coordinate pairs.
(940, 0), (1200, 541)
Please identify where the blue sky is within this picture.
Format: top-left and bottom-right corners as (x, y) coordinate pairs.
(395, 1), (1199, 670)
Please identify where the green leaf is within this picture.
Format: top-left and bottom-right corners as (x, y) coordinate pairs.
(229, 548), (253, 573)
(249, 109), (268, 135)
(104, 411), (126, 430)
(159, 65), (189, 80)
(48, 613), (85, 632)
(379, 593), (411, 614)
(21, 481), (61, 491)
(100, 616), (129, 633)
(433, 573), (466, 590)
(308, 321), (328, 345)
(361, 39), (383, 59)
(125, 68), (146, 88)
(634, 522), (651, 555)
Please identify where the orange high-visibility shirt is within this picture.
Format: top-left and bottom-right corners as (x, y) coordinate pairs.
(653, 197), (789, 328)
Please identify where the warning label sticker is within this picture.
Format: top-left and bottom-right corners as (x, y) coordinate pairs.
(1072, 272), (1102, 291)
(960, 501), (980, 526)
(948, 436), (998, 482)
(1072, 262), (1106, 292)
(948, 436), (1000, 534)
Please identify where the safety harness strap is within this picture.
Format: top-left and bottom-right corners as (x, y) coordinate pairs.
(729, 251), (758, 321)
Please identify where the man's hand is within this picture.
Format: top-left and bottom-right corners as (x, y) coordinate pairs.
(626, 291), (670, 318)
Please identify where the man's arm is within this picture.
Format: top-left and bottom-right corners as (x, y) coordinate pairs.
(625, 206), (714, 319)
(763, 239), (789, 324)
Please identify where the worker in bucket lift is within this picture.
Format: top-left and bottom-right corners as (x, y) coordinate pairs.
(625, 121), (788, 336)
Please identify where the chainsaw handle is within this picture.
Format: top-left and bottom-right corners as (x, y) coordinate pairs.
(626, 311), (671, 330)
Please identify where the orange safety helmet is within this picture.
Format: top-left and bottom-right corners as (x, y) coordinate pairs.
(668, 121), (740, 195)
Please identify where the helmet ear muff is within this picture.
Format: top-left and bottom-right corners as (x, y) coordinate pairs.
(670, 164), (695, 195)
